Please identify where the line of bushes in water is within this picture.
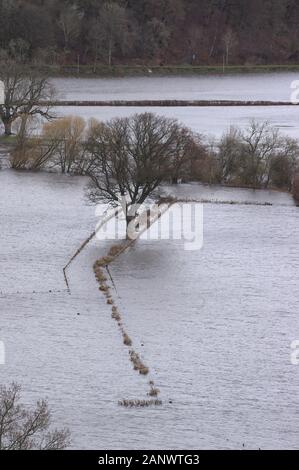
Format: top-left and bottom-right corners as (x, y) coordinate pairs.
(93, 244), (161, 407)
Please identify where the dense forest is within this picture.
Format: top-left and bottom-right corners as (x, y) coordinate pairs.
(0, 0), (299, 67)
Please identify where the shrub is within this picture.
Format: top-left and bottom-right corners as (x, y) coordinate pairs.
(148, 386), (160, 397)
(0, 383), (70, 450)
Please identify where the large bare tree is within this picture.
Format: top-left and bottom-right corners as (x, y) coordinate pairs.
(85, 113), (195, 233)
(0, 59), (55, 136)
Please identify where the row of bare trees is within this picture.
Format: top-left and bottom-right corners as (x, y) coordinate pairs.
(9, 115), (299, 194)
(214, 122), (298, 190)
(10, 113), (197, 177)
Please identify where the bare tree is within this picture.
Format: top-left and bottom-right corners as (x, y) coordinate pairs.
(0, 59), (55, 136)
(171, 127), (200, 184)
(9, 115), (59, 171)
(42, 116), (87, 174)
(267, 137), (298, 190)
(216, 121), (298, 189)
(190, 140), (220, 184)
(217, 126), (243, 182)
(85, 113), (194, 234)
(240, 120), (281, 187)
(0, 383), (70, 450)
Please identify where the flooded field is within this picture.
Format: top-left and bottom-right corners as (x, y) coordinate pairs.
(1, 169), (298, 449)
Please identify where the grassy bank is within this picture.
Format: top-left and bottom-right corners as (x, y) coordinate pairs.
(35, 64), (299, 78)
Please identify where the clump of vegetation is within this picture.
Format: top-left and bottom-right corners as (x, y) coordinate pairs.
(123, 333), (133, 347)
(108, 244), (125, 258)
(189, 121), (299, 191)
(99, 285), (109, 292)
(95, 271), (107, 282)
(85, 113), (195, 237)
(111, 307), (121, 322)
(0, 59), (54, 137)
(129, 350), (149, 375)
(95, 256), (114, 267)
(93, 264), (107, 283)
(118, 399), (162, 408)
(0, 383), (70, 450)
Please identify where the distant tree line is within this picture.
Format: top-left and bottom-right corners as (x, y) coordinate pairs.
(1, 0), (299, 67)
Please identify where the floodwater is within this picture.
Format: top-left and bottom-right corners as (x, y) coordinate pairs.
(52, 73), (299, 139)
(0, 169), (298, 449)
(52, 73), (299, 102)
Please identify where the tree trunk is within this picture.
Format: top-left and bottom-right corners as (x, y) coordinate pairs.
(126, 215), (136, 240)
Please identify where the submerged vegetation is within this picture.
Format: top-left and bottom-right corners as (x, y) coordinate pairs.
(93, 234), (162, 405)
